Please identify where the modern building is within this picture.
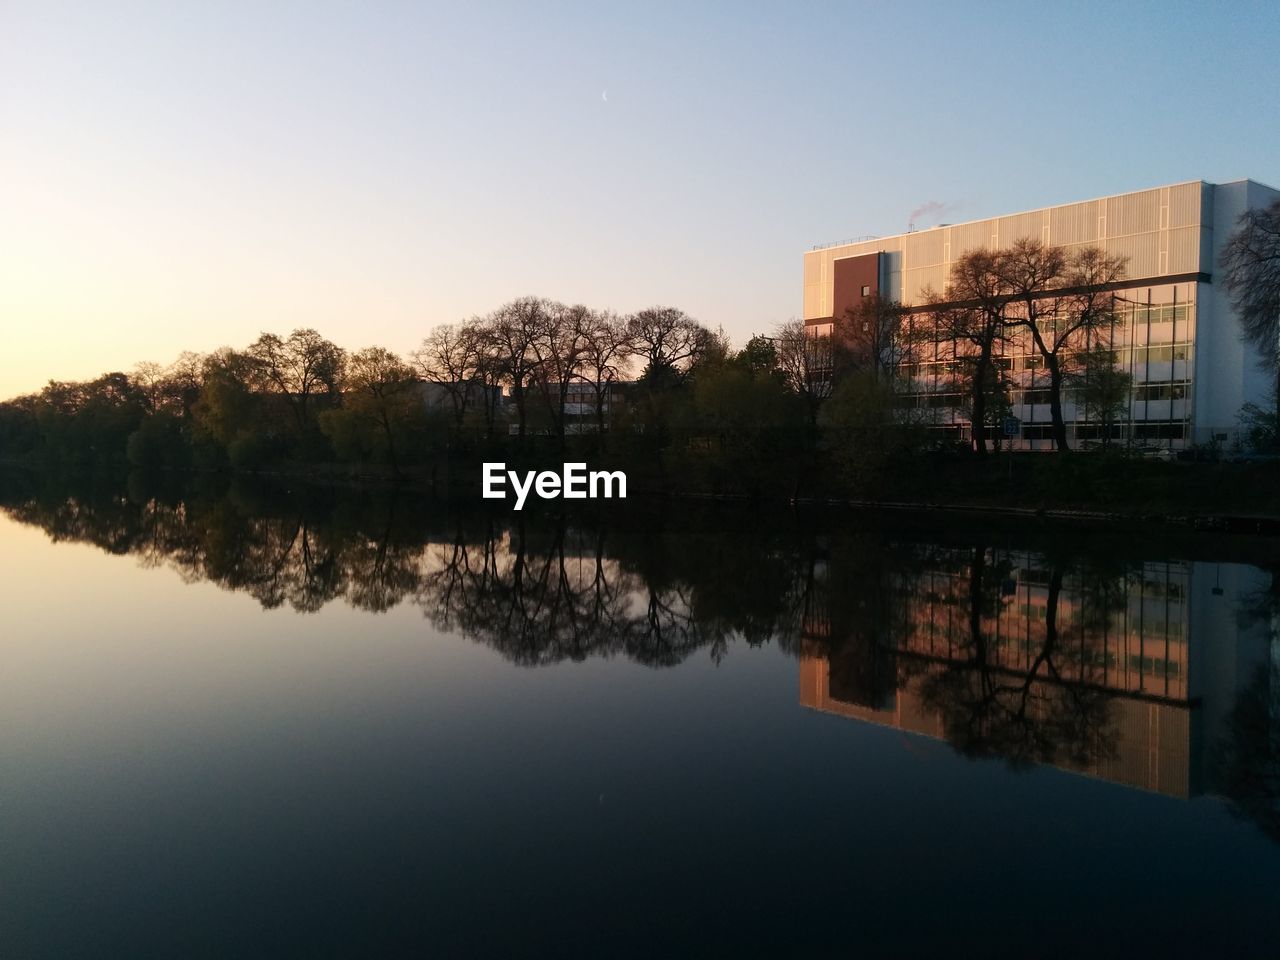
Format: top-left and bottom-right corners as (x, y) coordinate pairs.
(803, 179), (1280, 450)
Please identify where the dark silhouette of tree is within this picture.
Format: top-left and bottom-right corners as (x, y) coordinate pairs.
(999, 241), (1127, 452)
(576, 309), (634, 435)
(775, 319), (834, 428)
(1220, 198), (1280, 437)
(926, 249), (1009, 456)
(485, 297), (549, 438)
(322, 346), (419, 475)
(413, 322), (486, 429)
(626, 306), (710, 382)
(247, 328), (346, 435)
(1069, 344), (1132, 448)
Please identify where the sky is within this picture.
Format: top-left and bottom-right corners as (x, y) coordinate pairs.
(2, 0), (1279, 399)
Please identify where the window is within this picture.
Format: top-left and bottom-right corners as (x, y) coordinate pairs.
(861, 285), (870, 297)
(1132, 422), (1185, 440)
(1133, 381), (1188, 401)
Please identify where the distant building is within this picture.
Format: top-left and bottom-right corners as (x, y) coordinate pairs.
(507, 380), (634, 436)
(415, 380), (503, 420)
(804, 179), (1280, 450)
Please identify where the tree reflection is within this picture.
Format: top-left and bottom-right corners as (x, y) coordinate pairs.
(0, 475), (809, 669)
(1216, 660), (1280, 842)
(909, 550), (1118, 771)
(2, 470), (1275, 827)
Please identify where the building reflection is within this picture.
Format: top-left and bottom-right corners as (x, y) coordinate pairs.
(800, 544), (1276, 801)
(1, 470), (1275, 834)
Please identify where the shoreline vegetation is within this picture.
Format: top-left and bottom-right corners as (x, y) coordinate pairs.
(1, 277), (1278, 529)
(3, 456), (1280, 536)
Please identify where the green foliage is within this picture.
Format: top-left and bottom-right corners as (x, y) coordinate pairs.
(675, 359), (805, 497)
(227, 431), (276, 470)
(192, 366), (260, 448)
(0, 398), (41, 458)
(1238, 399), (1278, 452)
(821, 372), (925, 494)
(126, 413), (190, 470)
(1069, 345), (1133, 448)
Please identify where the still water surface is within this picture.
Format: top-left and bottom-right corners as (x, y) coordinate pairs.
(1, 475), (1277, 957)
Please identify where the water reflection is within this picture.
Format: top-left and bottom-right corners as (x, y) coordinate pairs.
(2, 470), (1277, 837)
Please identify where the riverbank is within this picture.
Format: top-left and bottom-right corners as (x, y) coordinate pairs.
(5, 452), (1280, 536)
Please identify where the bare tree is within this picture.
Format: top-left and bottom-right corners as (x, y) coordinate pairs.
(344, 347), (417, 475)
(577, 309), (634, 434)
(927, 247), (1010, 456)
(1220, 198), (1280, 433)
(130, 362), (168, 414)
(775, 319), (834, 427)
(162, 351), (206, 418)
(998, 240), (1127, 452)
(414, 323), (483, 427)
(487, 297), (550, 437)
(626, 306), (708, 382)
(838, 295), (912, 385)
(247, 328), (345, 432)
(530, 301), (590, 440)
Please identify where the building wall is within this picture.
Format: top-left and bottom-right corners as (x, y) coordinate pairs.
(803, 179), (1280, 449)
(804, 181), (1212, 319)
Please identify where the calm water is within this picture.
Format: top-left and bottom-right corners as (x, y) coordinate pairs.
(1, 473), (1277, 958)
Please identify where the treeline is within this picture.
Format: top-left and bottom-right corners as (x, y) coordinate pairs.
(0, 296), (922, 497)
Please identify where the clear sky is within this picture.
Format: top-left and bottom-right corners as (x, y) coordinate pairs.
(2, 0), (1278, 399)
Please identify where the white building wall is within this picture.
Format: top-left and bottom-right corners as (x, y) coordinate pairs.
(805, 178), (1280, 449)
(1193, 181), (1280, 441)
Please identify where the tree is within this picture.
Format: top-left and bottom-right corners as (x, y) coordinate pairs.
(1069, 345), (1132, 448)
(332, 346), (419, 475)
(837, 295), (911, 385)
(820, 371), (923, 493)
(775, 320), (835, 427)
(247, 328), (345, 433)
(734, 335), (780, 379)
(131, 361), (168, 415)
(414, 323), (483, 428)
(626, 306), (709, 382)
(998, 239), (1127, 452)
(577, 309), (634, 435)
(1220, 198), (1280, 438)
(531, 301), (590, 441)
(192, 348), (267, 463)
(486, 297), (549, 437)
(926, 247), (1009, 457)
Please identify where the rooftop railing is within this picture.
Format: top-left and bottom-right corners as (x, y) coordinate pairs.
(809, 234), (881, 251)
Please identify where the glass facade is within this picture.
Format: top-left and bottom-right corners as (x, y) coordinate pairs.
(899, 281), (1199, 451)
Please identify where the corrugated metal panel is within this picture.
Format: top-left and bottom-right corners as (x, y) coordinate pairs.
(1106, 232), (1161, 278)
(1050, 203), (1098, 245)
(949, 220), (992, 259)
(803, 253), (819, 285)
(1106, 189), (1161, 236)
(1167, 226), (1203, 274)
(903, 265), (946, 302)
(904, 229), (945, 267)
(1168, 182), (1205, 228)
(996, 211), (1039, 244)
(803, 284), (821, 320)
